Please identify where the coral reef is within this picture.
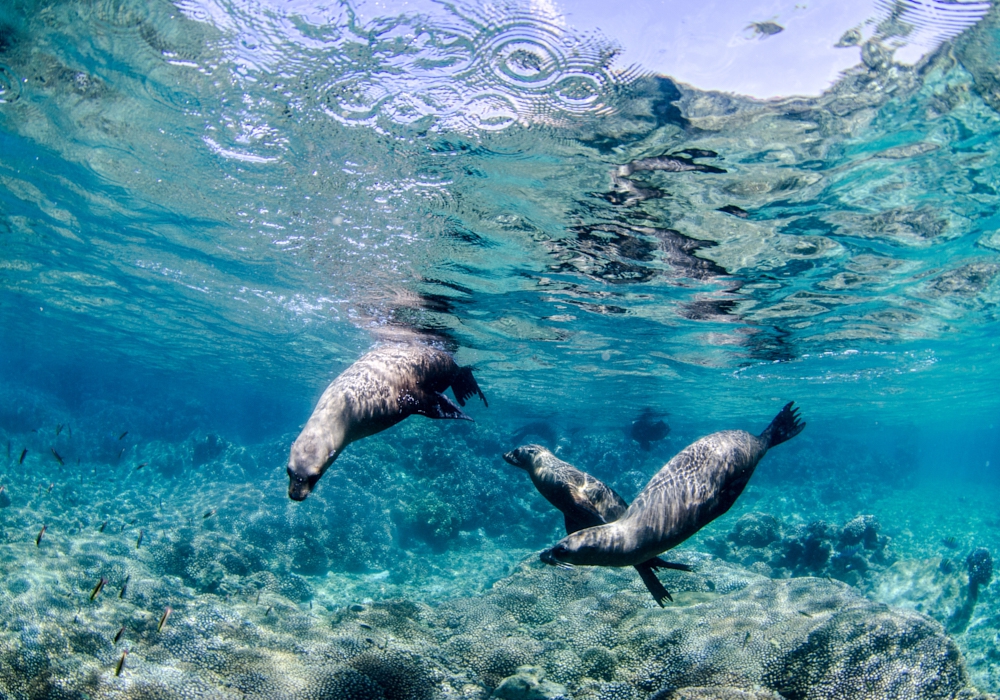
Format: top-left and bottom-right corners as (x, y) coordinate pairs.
(1, 534), (994, 699)
(705, 512), (895, 586)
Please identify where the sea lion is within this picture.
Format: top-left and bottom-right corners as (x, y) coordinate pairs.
(287, 344), (487, 501)
(504, 444), (691, 606)
(540, 402), (805, 568)
(629, 408), (670, 451)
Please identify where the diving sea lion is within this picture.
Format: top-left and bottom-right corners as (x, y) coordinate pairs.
(287, 344), (487, 501)
(541, 402), (805, 568)
(629, 408), (670, 451)
(504, 444), (691, 606)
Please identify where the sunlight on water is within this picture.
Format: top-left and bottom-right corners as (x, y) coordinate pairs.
(0, 0), (999, 697)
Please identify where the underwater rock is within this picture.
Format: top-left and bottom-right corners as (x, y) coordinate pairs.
(949, 548), (994, 635)
(839, 514), (881, 549)
(728, 513), (780, 548)
(968, 548), (993, 594)
(655, 689), (784, 700)
(492, 665), (568, 700)
(707, 513), (893, 586)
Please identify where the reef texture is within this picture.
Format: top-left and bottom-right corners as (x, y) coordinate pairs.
(704, 512), (895, 587)
(0, 551), (993, 700)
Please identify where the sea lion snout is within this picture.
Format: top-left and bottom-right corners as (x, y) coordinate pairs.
(287, 457), (323, 500)
(287, 468), (317, 501)
(287, 436), (334, 501)
(503, 444), (543, 469)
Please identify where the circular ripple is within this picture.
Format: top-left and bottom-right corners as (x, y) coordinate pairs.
(492, 38), (561, 87)
(0, 64), (21, 104)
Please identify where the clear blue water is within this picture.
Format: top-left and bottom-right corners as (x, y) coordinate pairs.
(1, 0), (1000, 697)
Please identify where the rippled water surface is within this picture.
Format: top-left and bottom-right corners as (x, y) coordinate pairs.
(1, 0), (1000, 697)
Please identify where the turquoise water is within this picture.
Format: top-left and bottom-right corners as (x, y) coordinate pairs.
(1, 0), (1000, 697)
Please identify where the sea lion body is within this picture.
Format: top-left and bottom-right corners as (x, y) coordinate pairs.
(542, 403), (804, 568)
(504, 444), (627, 533)
(504, 444), (691, 606)
(288, 344), (486, 500)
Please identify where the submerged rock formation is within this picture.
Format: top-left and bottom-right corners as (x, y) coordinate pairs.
(705, 512), (895, 586)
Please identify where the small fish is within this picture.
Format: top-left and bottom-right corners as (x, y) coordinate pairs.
(255, 592), (261, 605)
(50, 448), (64, 466)
(120, 522), (125, 533)
(742, 630), (752, 647)
(99, 520), (107, 533)
(135, 463), (147, 471)
(157, 606), (172, 632)
(117, 447), (125, 460)
(36, 524), (46, 547)
(265, 606), (272, 617)
(19, 449), (27, 465)
(56, 424), (64, 436)
(359, 622), (373, 630)
(90, 577), (108, 601)
(47, 483), (54, 494)
(203, 509), (216, 519)
(118, 431), (128, 440)
(136, 530), (144, 549)
(798, 610), (813, 618)
(119, 574), (130, 599)
(114, 650), (127, 676)
(113, 626), (125, 644)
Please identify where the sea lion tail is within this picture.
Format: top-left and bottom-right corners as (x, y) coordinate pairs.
(452, 366), (488, 407)
(634, 562), (672, 607)
(759, 401), (806, 449)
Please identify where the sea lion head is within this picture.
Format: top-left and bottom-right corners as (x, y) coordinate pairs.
(502, 444), (546, 471)
(287, 432), (338, 501)
(540, 529), (609, 567)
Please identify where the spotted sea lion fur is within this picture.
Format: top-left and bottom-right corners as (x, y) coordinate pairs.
(504, 444), (692, 606)
(287, 344), (486, 501)
(541, 402), (805, 568)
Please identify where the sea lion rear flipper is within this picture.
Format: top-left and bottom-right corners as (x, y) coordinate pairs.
(759, 401), (806, 448)
(452, 366), (488, 408)
(417, 393), (473, 421)
(634, 562), (672, 607)
(647, 556), (694, 572)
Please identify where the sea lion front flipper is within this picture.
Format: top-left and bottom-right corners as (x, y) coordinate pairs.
(415, 393), (473, 421)
(634, 562), (672, 607)
(451, 366), (488, 407)
(646, 556), (694, 572)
